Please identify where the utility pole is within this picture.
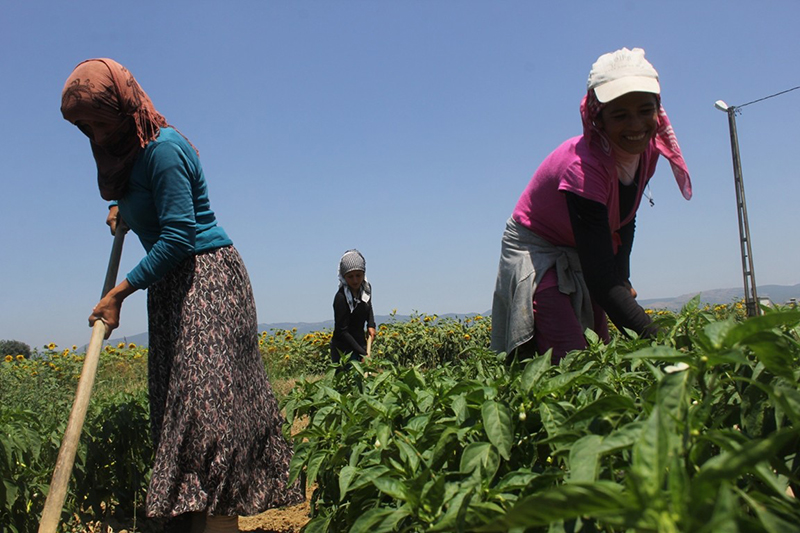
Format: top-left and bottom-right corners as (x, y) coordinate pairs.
(715, 100), (759, 317)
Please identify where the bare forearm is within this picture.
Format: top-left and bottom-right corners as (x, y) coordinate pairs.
(89, 278), (138, 335)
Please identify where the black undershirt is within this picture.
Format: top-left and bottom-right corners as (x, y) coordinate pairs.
(564, 180), (655, 337)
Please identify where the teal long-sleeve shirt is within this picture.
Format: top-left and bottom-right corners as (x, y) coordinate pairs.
(117, 127), (232, 289)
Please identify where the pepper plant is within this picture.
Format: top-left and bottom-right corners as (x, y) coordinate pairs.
(283, 298), (800, 532)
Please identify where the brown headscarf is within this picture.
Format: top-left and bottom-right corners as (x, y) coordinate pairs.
(61, 58), (169, 200)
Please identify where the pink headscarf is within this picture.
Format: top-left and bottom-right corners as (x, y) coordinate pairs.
(61, 59), (180, 200)
(580, 90), (692, 200)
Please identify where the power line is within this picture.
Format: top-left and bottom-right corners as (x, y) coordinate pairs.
(738, 85), (800, 109)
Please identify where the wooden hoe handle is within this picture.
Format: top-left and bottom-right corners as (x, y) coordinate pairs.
(38, 224), (127, 532)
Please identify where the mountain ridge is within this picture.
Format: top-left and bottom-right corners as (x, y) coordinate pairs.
(637, 283), (800, 311)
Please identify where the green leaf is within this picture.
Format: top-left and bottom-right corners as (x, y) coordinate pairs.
(521, 355), (551, 394)
(468, 501), (507, 526)
(481, 400), (513, 460)
(287, 442), (310, 485)
(311, 404), (335, 427)
(428, 486), (474, 532)
(349, 465), (390, 492)
(595, 421), (645, 455)
(405, 413), (431, 436)
(492, 469), (538, 492)
(373, 474), (409, 500)
(694, 482), (738, 533)
(723, 310), (800, 347)
(681, 294), (702, 313)
(623, 345), (688, 362)
(372, 367), (395, 388)
(302, 512), (332, 533)
(3, 478), (18, 504)
(349, 441), (368, 467)
(338, 465), (357, 502)
(667, 446), (689, 527)
(753, 460), (790, 498)
(477, 482), (635, 531)
(703, 319), (737, 349)
(631, 368), (689, 500)
(420, 474), (447, 519)
(430, 427), (460, 470)
(737, 487), (800, 533)
(320, 385), (342, 404)
(393, 376), (420, 403)
(363, 394), (389, 417)
(306, 448), (327, 486)
(396, 436), (421, 473)
(774, 385), (800, 426)
(564, 394), (636, 425)
(539, 400), (573, 438)
(538, 370), (588, 397)
(568, 435), (603, 482)
(375, 506), (414, 533)
(704, 349), (748, 366)
(460, 441), (499, 480)
(446, 379), (483, 398)
(349, 508), (395, 533)
(745, 331), (796, 380)
(375, 424), (391, 451)
(692, 428), (798, 504)
(404, 366), (427, 389)
(452, 395), (469, 425)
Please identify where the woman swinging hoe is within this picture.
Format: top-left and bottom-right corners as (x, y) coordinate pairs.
(61, 58), (303, 532)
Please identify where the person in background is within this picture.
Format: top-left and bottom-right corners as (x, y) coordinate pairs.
(491, 47), (692, 363)
(61, 58), (303, 532)
(330, 249), (376, 366)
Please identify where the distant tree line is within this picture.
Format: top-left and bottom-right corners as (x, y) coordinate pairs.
(0, 339), (31, 358)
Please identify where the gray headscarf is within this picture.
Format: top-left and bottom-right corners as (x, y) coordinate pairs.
(338, 249), (372, 312)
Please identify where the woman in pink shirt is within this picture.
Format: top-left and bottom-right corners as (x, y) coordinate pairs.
(491, 48), (692, 362)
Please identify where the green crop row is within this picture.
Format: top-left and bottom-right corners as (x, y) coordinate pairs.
(1, 343), (151, 532)
(284, 298), (800, 532)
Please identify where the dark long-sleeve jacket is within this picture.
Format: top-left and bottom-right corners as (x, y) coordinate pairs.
(331, 286), (376, 357)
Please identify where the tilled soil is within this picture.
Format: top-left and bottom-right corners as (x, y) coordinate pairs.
(238, 485), (312, 533)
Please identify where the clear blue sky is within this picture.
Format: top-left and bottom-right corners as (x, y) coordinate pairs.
(2, 1), (799, 351)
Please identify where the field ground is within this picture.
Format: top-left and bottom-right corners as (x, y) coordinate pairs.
(238, 487), (311, 533)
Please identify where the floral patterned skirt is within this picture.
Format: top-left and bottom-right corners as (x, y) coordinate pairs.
(145, 245), (304, 518)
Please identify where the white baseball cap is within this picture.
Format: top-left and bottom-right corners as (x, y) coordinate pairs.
(587, 47), (660, 103)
